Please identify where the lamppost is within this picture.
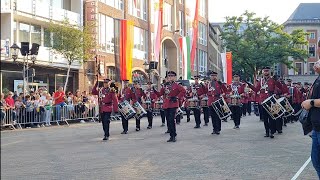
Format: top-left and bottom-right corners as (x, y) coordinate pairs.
(10, 42), (39, 96)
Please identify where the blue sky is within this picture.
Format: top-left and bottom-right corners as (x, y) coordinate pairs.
(209, 0), (319, 24)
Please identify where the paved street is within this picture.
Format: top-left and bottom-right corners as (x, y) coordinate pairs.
(1, 115), (317, 180)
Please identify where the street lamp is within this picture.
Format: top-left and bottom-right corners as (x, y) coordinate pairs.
(10, 43), (20, 61)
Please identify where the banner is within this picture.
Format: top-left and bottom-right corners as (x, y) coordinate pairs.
(119, 20), (134, 82)
(179, 36), (191, 80)
(190, 0), (199, 71)
(153, 0), (163, 62)
(221, 53), (226, 83)
(226, 52), (233, 85)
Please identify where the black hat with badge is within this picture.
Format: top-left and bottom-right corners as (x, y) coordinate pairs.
(287, 79), (292, 82)
(262, 66), (271, 71)
(207, 70), (218, 76)
(147, 81), (152, 85)
(194, 75), (200, 79)
(233, 73), (240, 77)
(167, 71), (177, 76)
(103, 78), (111, 83)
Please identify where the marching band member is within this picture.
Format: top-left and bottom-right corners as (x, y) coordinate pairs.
(92, 78), (118, 141)
(247, 66), (283, 138)
(292, 82), (302, 122)
(154, 71), (186, 142)
(119, 80), (134, 134)
(222, 82), (229, 122)
(241, 86), (249, 117)
(274, 78), (283, 134)
(184, 86), (192, 123)
(200, 78), (210, 126)
(247, 88), (255, 116)
(286, 79), (295, 123)
(227, 73), (245, 129)
(203, 71), (227, 135)
(280, 78), (289, 126)
(143, 82), (158, 129)
(159, 80), (167, 128)
(176, 82), (185, 125)
(187, 76), (205, 128)
(132, 81), (146, 131)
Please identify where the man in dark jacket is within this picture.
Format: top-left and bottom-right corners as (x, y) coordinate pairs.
(301, 60), (320, 178)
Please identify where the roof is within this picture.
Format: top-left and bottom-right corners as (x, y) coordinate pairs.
(285, 3), (320, 25)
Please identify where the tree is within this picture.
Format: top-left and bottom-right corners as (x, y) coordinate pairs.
(48, 19), (95, 92)
(221, 11), (308, 81)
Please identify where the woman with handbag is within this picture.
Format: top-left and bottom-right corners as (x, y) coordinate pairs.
(301, 60), (320, 178)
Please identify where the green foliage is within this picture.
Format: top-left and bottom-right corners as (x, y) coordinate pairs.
(48, 19), (95, 65)
(221, 11), (308, 79)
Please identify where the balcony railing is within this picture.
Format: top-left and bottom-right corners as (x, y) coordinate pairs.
(15, 0), (81, 26)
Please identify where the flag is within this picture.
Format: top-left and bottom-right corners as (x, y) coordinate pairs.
(226, 52), (233, 85)
(179, 36), (191, 80)
(134, 0), (136, 7)
(190, 0), (199, 71)
(119, 20), (134, 82)
(220, 53), (226, 82)
(153, 0), (163, 62)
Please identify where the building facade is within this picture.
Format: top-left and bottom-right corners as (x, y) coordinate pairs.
(208, 23), (223, 80)
(84, 0), (209, 89)
(281, 3), (320, 83)
(1, 0), (84, 94)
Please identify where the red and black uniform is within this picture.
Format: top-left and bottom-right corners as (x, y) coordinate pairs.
(202, 80), (228, 134)
(119, 85), (134, 133)
(132, 86), (146, 131)
(247, 90), (255, 115)
(227, 82), (245, 127)
(248, 76), (283, 137)
(186, 82), (205, 128)
(92, 81), (118, 139)
(143, 86), (158, 128)
(155, 81), (186, 140)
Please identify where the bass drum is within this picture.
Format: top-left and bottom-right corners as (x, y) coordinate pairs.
(133, 102), (147, 119)
(118, 100), (136, 120)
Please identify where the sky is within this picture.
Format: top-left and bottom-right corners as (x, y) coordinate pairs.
(208, 0), (320, 24)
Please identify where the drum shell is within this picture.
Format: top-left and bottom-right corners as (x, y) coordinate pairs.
(211, 98), (232, 119)
(261, 95), (286, 120)
(133, 102), (147, 119)
(118, 100), (136, 120)
(188, 99), (199, 109)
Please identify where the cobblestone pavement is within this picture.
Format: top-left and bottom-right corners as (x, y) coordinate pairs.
(1, 115), (317, 180)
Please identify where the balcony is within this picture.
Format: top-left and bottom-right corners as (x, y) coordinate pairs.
(15, 0), (81, 26)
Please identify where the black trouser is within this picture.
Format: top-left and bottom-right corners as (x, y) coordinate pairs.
(176, 114), (181, 124)
(165, 108), (177, 138)
(230, 106), (241, 127)
(203, 107), (209, 124)
(101, 112), (111, 137)
(258, 104), (263, 120)
(247, 101), (252, 115)
(135, 117), (141, 129)
(160, 110), (166, 124)
(209, 106), (221, 132)
(186, 108), (191, 120)
(121, 114), (128, 132)
(147, 110), (153, 127)
(192, 108), (201, 126)
(293, 103), (301, 121)
(242, 103), (247, 116)
(276, 117), (283, 132)
(261, 106), (276, 135)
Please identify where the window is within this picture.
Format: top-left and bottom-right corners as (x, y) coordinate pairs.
(162, 43), (168, 66)
(309, 32), (315, 39)
(13, 21), (17, 43)
(199, 0), (206, 17)
(295, 62), (302, 75)
(30, 24), (41, 45)
(19, 22), (30, 43)
(309, 44), (315, 57)
(128, 0), (147, 20)
(99, 0), (123, 10)
(179, 11), (184, 36)
(198, 49), (207, 73)
(309, 62), (316, 75)
(198, 22), (207, 46)
(133, 26), (148, 59)
(106, 66), (116, 80)
(163, 3), (172, 31)
(44, 28), (52, 47)
(99, 14), (114, 53)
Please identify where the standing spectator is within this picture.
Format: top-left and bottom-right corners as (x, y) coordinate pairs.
(25, 95), (35, 128)
(30, 91), (36, 101)
(301, 60), (320, 178)
(5, 92), (16, 122)
(66, 92), (75, 119)
(13, 91), (18, 101)
(53, 87), (66, 121)
(33, 95), (43, 127)
(15, 96), (25, 124)
(43, 94), (53, 126)
(1, 93), (8, 125)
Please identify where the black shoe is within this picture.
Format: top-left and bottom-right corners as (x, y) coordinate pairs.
(160, 123), (165, 127)
(270, 134), (274, 138)
(278, 131), (282, 134)
(103, 136), (108, 141)
(236, 126), (240, 129)
(215, 131), (220, 135)
(172, 137), (176, 142)
(204, 123), (208, 126)
(136, 128), (140, 131)
(264, 134), (269, 137)
(167, 137), (173, 142)
(223, 120), (228, 122)
(165, 130), (170, 134)
(187, 118), (190, 122)
(284, 124), (287, 127)
(194, 126), (200, 128)
(176, 122), (180, 125)
(291, 121), (294, 123)
(147, 126), (152, 129)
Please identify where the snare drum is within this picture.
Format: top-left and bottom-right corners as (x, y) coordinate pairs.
(188, 98), (199, 109)
(154, 101), (163, 111)
(277, 97), (294, 117)
(176, 107), (183, 117)
(142, 100), (152, 111)
(229, 95), (242, 106)
(211, 98), (232, 119)
(133, 102), (147, 119)
(200, 97), (208, 107)
(261, 95), (286, 120)
(118, 100), (136, 120)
